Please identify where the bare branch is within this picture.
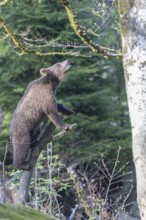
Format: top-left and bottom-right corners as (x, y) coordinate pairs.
(0, 0), (11, 7)
(0, 15), (89, 57)
(60, 0), (122, 57)
(104, 146), (121, 204)
(53, 123), (77, 140)
(2, 142), (8, 203)
(0, 16), (23, 50)
(0, 1), (120, 57)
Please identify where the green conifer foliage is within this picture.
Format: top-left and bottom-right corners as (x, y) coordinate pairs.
(0, 0), (131, 166)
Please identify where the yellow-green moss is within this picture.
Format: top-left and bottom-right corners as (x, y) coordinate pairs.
(0, 204), (57, 220)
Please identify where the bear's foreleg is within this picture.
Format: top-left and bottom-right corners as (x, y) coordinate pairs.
(48, 109), (71, 130)
(57, 103), (75, 115)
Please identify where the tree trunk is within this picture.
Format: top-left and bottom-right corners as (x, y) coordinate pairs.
(118, 0), (146, 219)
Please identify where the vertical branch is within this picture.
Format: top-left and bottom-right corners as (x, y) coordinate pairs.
(47, 142), (53, 215)
(17, 171), (33, 204)
(2, 142), (8, 203)
(34, 165), (39, 208)
(104, 146), (121, 203)
(67, 164), (99, 220)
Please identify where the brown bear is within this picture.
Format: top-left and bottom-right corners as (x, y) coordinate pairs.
(10, 60), (74, 170)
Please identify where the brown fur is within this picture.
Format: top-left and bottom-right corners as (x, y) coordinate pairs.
(10, 60), (72, 170)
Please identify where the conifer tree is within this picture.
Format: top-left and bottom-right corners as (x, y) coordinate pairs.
(0, 0), (130, 166)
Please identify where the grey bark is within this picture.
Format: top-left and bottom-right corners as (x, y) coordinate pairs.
(118, 0), (146, 219)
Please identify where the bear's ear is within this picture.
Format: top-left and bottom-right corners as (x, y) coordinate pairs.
(40, 68), (49, 76)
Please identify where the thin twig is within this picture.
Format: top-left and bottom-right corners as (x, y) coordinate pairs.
(47, 142), (53, 215)
(60, 0), (122, 57)
(2, 142), (8, 203)
(104, 146), (121, 204)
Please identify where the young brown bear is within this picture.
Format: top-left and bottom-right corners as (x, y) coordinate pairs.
(10, 60), (74, 170)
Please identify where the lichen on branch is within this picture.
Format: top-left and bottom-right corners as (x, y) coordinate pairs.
(60, 0), (122, 57)
(0, 15), (84, 57)
(0, 0), (11, 7)
(0, 16), (22, 49)
(67, 163), (99, 219)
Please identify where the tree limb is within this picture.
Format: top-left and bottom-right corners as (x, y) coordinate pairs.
(0, 16), (22, 49)
(0, 0), (11, 7)
(60, 0), (122, 57)
(0, 15), (85, 56)
(0, 0), (121, 57)
(53, 123), (77, 140)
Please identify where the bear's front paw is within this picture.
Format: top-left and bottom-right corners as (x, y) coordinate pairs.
(62, 124), (71, 131)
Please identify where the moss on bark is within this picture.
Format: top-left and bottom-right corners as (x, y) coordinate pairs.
(0, 204), (57, 220)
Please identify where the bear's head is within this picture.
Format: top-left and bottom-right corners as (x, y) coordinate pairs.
(40, 60), (71, 83)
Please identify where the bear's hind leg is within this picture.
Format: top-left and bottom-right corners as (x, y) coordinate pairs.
(12, 133), (32, 170)
(13, 160), (32, 170)
(30, 127), (40, 148)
